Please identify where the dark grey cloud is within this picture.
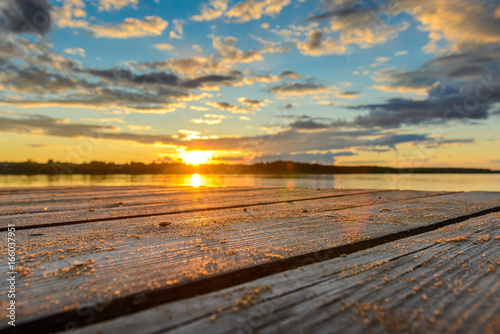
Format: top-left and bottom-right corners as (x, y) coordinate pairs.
(280, 71), (302, 80)
(307, 30), (323, 49)
(1, 0), (52, 35)
(290, 120), (332, 131)
(367, 134), (428, 149)
(373, 47), (500, 94)
(86, 68), (241, 90)
(349, 87), (497, 128)
(362, 46), (500, 128)
(182, 74), (240, 88)
(87, 68), (181, 87)
(268, 82), (334, 95)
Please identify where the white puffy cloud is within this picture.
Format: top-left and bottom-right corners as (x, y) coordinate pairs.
(54, 0), (88, 29)
(400, 0), (500, 52)
(154, 43), (174, 51)
(170, 19), (184, 39)
(98, 0), (138, 12)
(191, 0), (229, 21)
(226, 0), (291, 23)
(89, 16), (168, 39)
(64, 48), (86, 57)
(191, 0), (290, 23)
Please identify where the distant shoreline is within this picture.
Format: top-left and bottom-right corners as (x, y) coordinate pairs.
(0, 161), (495, 175)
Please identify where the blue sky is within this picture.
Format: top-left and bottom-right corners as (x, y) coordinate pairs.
(0, 0), (499, 168)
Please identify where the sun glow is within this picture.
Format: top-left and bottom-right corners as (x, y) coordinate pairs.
(181, 150), (213, 165)
(191, 173), (201, 187)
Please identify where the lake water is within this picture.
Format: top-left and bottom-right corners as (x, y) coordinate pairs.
(0, 174), (499, 192)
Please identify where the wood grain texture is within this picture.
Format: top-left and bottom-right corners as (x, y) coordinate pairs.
(67, 212), (500, 334)
(0, 187), (380, 229)
(1, 189), (498, 333)
(0, 186), (279, 215)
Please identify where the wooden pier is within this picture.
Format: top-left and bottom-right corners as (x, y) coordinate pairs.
(1, 186), (499, 333)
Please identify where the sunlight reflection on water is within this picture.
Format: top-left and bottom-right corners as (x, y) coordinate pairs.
(0, 174), (499, 192)
(191, 173), (201, 187)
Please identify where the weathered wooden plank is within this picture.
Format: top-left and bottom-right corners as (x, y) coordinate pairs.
(0, 185), (173, 201)
(0, 186), (280, 215)
(65, 212), (500, 334)
(0, 188), (386, 229)
(1, 191), (498, 332)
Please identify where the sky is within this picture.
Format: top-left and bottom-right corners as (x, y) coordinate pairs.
(0, 0), (499, 169)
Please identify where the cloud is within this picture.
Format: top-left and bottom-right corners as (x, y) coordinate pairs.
(305, 2), (410, 53)
(311, 0), (500, 53)
(191, 0), (290, 23)
(0, 65), (91, 95)
(402, 0), (500, 52)
(190, 113), (227, 125)
(226, 0), (291, 23)
(169, 19), (184, 39)
(370, 56), (391, 67)
(349, 95), (491, 128)
(137, 35), (289, 77)
(0, 114), (118, 137)
(191, 0), (229, 21)
(296, 30), (348, 56)
(317, 100), (342, 106)
(128, 124), (154, 131)
(1, 0), (52, 35)
(89, 16), (168, 39)
(98, 0), (138, 12)
(190, 105), (211, 111)
(335, 91), (361, 99)
(280, 70), (302, 80)
(190, 118), (223, 125)
(80, 118), (125, 123)
(394, 50), (407, 56)
(0, 113), (472, 159)
(206, 101), (250, 114)
(290, 119), (331, 132)
(64, 48), (86, 57)
(369, 47), (500, 99)
(238, 97), (270, 108)
(268, 83), (337, 96)
(0, 40), (269, 115)
(154, 43), (174, 51)
(0, 61), (189, 113)
(53, 0), (89, 29)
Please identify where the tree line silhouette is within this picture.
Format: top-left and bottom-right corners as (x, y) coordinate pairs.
(0, 160), (493, 175)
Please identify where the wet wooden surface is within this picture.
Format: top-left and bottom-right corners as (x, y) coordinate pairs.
(0, 186), (498, 334)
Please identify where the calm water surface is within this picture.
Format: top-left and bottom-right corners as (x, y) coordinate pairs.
(1, 174), (499, 192)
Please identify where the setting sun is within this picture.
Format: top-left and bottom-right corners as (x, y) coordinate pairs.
(180, 150), (213, 165)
